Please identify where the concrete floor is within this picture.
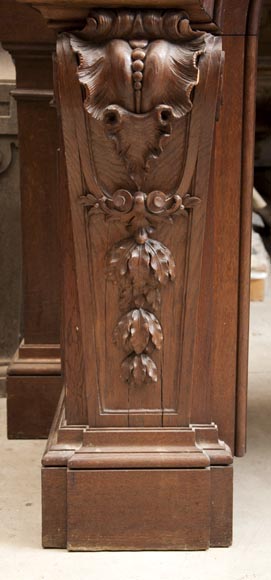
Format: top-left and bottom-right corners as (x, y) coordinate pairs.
(0, 301), (271, 580)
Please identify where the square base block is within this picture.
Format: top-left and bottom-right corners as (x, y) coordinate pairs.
(42, 465), (233, 550)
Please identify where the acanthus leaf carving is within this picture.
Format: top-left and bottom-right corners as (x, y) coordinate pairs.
(121, 353), (158, 386)
(103, 105), (173, 187)
(70, 10), (206, 188)
(71, 11), (206, 118)
(107, 236), (176, 287)
(114, 308), (163, 355)
(107, 236), (175, 312)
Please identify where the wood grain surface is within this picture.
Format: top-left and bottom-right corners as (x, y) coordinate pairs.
(67, 468), (211, 550)
(11, 0), (263, 550)
(56, 11), (223, 428)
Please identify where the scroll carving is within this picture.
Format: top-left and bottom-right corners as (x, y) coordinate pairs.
(69, 9), (214, 386)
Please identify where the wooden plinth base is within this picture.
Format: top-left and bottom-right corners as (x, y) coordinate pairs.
(7, 342), (62, 438)
(41, 392), (233, 550)
(42, 465), (233, 551)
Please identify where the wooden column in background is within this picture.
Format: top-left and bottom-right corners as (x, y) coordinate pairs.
(0, 0), (62, 438)
(16, 0), (262, 549)
(0, 78), (20, 395)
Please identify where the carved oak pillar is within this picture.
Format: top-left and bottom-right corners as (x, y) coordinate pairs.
(17, 0), (262, 550)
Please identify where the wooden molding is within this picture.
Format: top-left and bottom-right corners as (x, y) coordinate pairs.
(17, 0), (217, 22)
(7, 342), (62, 438)
(41, 389), (232, 548)
(11, 88), (54, 101)
(42, 390), (232, 467)
(8, 342), (61, 375)
(16, 0), (226, 32)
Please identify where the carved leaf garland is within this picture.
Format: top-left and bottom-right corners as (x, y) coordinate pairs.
(108, 234), (174, 384)
(121, 353), (158, 386)
(108, 237), (176, 289)
(114, 308), (163, 355)
(118, 279), (161, 312)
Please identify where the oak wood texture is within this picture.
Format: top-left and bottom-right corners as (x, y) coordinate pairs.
(41, 384), (232, 548)
(17, 0), (220, 31)
(20, 0), (214, 9)
(7, 375), (62, 438)
(0, 0), (62, 437)
(55, 11), (223, 430)
(1, 0), (260, 444)
(192, 1), (263, 455)
(210, 466), (233, 547)
(192, 34), (246, 451)
(15, 0), (262, 551)
(42, 467), (67, 548)
(67, 469), (211, 550)
(42, 463), (233, 549)
(236, 32), (261, 457)
(15, 0), (263, 34)
(0, 80), (21, 394)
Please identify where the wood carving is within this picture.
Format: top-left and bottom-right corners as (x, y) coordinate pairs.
(13, 0), (262, 552)
(54, 6), (223, 423)
(114, 308), (163, 385)
(70, 9), (210, 385)
(107, 236), (176, 310)
(71, 11), (206, 187)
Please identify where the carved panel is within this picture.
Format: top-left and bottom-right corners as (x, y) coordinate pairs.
(56, 9), (223, 426)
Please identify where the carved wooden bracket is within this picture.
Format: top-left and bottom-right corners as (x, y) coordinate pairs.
(12, 0), (262, 551)
(56, 8), (223, 425)
(69, 10), (210, 386)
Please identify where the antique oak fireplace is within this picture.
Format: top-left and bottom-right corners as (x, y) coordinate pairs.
(15, 0), (262, 550)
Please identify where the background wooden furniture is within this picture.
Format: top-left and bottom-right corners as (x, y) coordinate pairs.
(0, 0), (62, 437)
(0, 71), (21, 395)
(11, 0), (263, 549)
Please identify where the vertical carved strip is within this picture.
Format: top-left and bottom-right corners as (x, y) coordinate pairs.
(107, 233), (175, 385)
(70, 10), (207, 388)
(54, 9), (224, 424)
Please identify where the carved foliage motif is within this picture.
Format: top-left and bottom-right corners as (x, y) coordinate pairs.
(70, 10), (206, 189)
(70, 10), (206, 386)
(107, 236), (175, 312)
(114, 308), (163, 386)
(80, 190), (201, 230)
